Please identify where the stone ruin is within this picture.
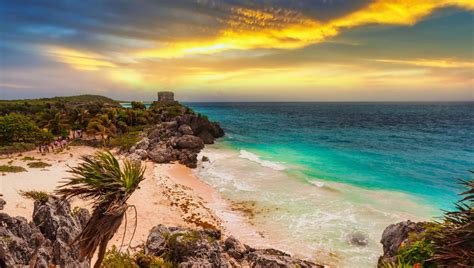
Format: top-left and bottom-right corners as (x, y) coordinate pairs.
(157, 91), (175, 103)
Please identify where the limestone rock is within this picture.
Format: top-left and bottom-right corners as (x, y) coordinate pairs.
(378, 220), (426, 266)
(145, 225), (322, 268)
(178, 124), (193, 135)
(175, 135), (204, 150)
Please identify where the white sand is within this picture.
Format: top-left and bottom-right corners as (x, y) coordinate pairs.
(0, 146), (267, 258)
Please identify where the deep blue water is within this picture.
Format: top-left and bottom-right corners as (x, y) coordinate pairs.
(185, 102), (474, 210)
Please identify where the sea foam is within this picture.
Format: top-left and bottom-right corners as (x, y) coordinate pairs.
(238, 150), (286, 171)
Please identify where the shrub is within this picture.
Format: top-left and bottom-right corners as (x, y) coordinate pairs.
(109, 132), (141, 151)
(0, 165), (27, 173)
(131, 101), (146, 110)
(0, 143), (36, 154)
(27, 161), (52, 168)
(397, 239), (434, 267)
(19, 190), (50, 203)
(102, 246), (138, 267)
(0, 113), (53, 145)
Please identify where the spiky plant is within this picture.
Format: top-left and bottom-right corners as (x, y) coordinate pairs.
(430, 176), (473, 266)
(56, 151), (145, 268)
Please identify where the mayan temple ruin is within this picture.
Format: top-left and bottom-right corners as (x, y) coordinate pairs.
(157, 91), (175, 103)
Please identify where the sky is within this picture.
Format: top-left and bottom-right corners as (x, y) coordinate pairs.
(0, 0), (473, 101)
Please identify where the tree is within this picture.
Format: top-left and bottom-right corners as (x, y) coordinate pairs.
(131, 101), (146, 110)
(56, 151), (145, 268)
(37, 109), (70, 135)
(0, 113), (53, 145)
(86, 114), (117, 144)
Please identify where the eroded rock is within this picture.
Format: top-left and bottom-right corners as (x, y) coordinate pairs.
(145, 224), (322, 268)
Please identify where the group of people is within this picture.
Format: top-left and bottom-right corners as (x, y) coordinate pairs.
(38, 136), (71, 154)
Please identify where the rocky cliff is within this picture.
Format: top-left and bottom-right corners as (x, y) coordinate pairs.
(0, 197), (90, 267)
(126, 112), (225, 168)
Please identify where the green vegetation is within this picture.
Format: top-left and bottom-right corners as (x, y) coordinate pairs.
(384, 176), (473, 268)
(21, 156), (36, 161)
(0, 113), (53, 145)
(0, 143), (36, 154)
(27, 161), (52, 168)
(56, 151), (146, 268)
(19, 190), (50, 203)
(102, 246), (172, 268)
(131, 101), (146, 110)
(0, 95), (193, 154)
(109, 131), (141, 151)
(0, 165), (27, 173)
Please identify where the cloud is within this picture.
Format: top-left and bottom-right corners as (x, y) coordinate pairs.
(135, 0), (474, 58)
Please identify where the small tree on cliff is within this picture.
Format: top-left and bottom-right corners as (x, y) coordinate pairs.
(56, 151), (145, 268)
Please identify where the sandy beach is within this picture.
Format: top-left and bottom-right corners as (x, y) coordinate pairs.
(0, 146), (268, 259)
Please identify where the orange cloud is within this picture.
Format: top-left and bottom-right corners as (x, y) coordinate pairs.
(374, 58), (474, 68)
(46, 46), (116, 71)
(135, 0), (474, 58)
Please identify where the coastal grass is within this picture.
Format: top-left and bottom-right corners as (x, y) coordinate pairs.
(102, 246), (172, 268)
(108, 131), (141, 151)
(27, 161), (52, 168)
(0, 165), (27, 173)
(19, 190), (50, 203)
(21, 156), (36, 161)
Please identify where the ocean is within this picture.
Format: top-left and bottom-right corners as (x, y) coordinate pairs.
(184, 102), (473, 267)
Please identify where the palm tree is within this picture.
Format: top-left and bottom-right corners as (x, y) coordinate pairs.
(56, 151), (145, 268)
(37, 109), (70, 135)
(86, 114), (117, 144)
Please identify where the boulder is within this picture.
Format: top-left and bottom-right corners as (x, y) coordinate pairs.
(0, 213), (49, 267)
(0, 197), (90, 267)
(178, 149), (198, 168)
(135, 137), (150, 150)
(145, 225), (322, 268)
(32, 196), (90, 267)
(175, 135), (204, 150)
(347, 231), (368, 246)
(198, 130), (215, 144)
(0, 198), (5, 210)
(202, 156), (210, 162)
(148, 146), (175, 163)
(378, 220), (426, 265)
(178, 124), (193, 135)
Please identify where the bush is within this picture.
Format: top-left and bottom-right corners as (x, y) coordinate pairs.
(109, 132), (141, 151)
(0, 143), (36, 154)
(27, 161), (52, 168)
(131, 101), (146, 110)
(102, 246), (138, 268)
(19, 190), (50, 202)
(0, 113), (53, 145)
(102, 246), (172, 268)
(0, 165), (27, 173)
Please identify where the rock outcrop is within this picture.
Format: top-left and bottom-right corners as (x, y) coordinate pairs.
(145, 224), (322, 268)
(128, 112), (224, 168)
(0, 197), (90, 267)
(378, 220), (427, 266)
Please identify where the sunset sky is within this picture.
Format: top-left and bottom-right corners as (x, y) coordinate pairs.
(1, 0), (473, 101)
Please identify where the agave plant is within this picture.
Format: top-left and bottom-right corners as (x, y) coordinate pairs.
(56, 151), (145, 268)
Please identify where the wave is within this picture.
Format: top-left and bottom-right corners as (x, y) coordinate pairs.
(238, 150), (286, 171)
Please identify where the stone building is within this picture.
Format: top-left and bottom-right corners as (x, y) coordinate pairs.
(157, 91), (175, 102)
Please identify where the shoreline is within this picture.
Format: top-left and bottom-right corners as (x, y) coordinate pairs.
(0, 146), (280, 263)
(0, 143), (437, 267)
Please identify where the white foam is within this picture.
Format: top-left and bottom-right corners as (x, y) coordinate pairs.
(238, 150), (286, 171)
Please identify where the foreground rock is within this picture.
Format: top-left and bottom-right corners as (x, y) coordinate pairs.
(146, 224), (322, 268)
(128, 109), (224, 168)
(0, 197), (90, 267)
(378, 220), (427, 266)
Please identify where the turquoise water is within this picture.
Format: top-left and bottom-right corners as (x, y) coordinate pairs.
(186, 102), (474, 211)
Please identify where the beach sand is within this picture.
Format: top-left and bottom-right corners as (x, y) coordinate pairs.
(0, 146), (267, 261)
